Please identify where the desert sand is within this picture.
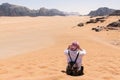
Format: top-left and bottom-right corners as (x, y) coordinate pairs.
(0, 16), (120, 80)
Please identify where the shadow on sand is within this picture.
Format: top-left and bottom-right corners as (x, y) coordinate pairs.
(61, 70), (84, 76)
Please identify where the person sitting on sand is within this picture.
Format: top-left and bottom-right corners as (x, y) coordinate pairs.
(64, 41), (86, 76)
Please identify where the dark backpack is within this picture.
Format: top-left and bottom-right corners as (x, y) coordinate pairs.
(66, 51), (84, 76)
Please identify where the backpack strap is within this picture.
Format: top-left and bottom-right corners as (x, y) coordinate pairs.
(68, 50), (79, 63)
(74, 52), (79, 63)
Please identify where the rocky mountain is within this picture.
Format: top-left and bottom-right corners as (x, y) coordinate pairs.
(109, 10), (120, 16)
(0, 3), (65, 16)
(88, 7), (115, 16)
(38, 7), (65, 16)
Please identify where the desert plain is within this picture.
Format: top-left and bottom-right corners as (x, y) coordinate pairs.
(0, 16), (120, 80)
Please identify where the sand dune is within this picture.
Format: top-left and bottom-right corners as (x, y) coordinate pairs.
(0, 16), (120, 80)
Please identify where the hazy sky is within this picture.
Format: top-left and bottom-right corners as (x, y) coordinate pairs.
(0, 0), (119, 15)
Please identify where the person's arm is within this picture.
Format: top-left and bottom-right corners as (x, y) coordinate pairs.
(78, 49), (86, 55)
(77, 45), (83, 51)
(67, 45), (71, 49)
(64, 49), (69, 55)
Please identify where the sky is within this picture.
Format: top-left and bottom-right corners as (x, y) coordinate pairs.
(0, 0), (120, 15)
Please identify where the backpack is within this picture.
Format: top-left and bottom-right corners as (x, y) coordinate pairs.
(66, 51), (84, 76)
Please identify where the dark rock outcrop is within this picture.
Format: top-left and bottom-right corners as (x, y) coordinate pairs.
(86, 19), (97, 24)
(106, 20), (120, 30)
(96, 17), (106, 23)
(107, 20), (120, 28)
(86, 17), (106, 24)
(92, 26), (104, 32)
(0, 3), (65, 16)
(88, 7), (115, 16)
(77, 23), (84, 27)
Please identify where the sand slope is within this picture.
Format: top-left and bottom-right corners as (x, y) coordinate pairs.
(0, 16), (120, 80)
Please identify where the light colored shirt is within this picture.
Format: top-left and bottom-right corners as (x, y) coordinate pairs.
(64, 49), (86, 68)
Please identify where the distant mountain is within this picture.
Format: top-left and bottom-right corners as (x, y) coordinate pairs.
(0, 3), (65, 16)
(64, 12), (80, 16)
(88, 7), (115, 16)
(38, 7), (65, 16)
(109, 10), (120, 16)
